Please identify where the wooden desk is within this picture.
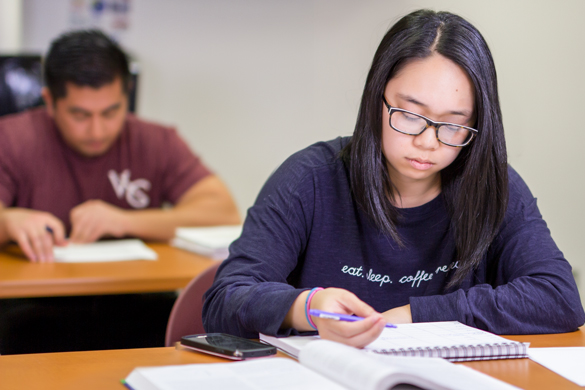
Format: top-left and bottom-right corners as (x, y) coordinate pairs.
(0, 329), (583, 390)
(0, 243), (216, 298)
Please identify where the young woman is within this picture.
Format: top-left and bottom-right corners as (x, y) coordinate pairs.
(203, 9), (585, 347)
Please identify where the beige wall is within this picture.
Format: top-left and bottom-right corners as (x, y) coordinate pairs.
(19, 0), (585, 296)
(0, 0), (23, 52)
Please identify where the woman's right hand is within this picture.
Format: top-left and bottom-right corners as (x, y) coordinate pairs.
(282, 287), (386, 348)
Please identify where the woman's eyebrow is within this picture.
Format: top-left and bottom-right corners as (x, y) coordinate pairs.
(397, 93), (427, 108)
(396, 93), (472, 118)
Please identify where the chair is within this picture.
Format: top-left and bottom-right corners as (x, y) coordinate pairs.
(164, 262), (221, 347)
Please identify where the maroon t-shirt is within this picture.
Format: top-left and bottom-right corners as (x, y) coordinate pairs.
(0, 108), (211, 232)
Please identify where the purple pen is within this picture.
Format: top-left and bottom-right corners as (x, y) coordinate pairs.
(309, 309), (396, 328)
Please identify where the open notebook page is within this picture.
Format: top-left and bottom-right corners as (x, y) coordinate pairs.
(366, 321), (516, 350)
(300, 339), (520, 390)
(125, 358), (345, 390)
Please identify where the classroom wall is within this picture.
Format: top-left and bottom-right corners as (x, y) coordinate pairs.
(0, 0), (23, 52)
(18, 0), (585, 297)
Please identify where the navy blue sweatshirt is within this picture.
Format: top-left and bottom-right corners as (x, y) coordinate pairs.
(203, 137), (585, 338)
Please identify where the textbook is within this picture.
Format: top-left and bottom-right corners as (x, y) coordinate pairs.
(170, 225), (243, 260)
(260, 321), (529, 362)
(124, 339), (520, 390)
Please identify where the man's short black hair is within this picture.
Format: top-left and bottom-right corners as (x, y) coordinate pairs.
(44, 29), (130, 100)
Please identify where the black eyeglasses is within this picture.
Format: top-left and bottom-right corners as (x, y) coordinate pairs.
(383, 97), (478, 147)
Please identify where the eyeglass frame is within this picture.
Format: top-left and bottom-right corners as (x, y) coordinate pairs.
(382, 96), (478, 147)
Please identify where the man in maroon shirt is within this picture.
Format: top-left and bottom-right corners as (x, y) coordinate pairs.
(0, 31), (240, 262)
(0, 30), (240, 354)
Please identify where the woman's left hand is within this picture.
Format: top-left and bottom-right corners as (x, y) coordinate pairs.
(382, 304), (413, 324)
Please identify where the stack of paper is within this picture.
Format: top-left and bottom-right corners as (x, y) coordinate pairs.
(53, 239), (158, 263)
(170, 225), (243, 260)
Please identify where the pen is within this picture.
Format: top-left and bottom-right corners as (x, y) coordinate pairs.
(309, 309), (396, 328)
(120, 379), (135, 390)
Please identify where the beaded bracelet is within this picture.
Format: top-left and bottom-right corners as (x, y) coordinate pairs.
(304, 287), (323, 330)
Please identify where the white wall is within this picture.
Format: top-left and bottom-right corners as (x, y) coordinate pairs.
(0, 0), (23, 52)
(20, 0), (585, 295)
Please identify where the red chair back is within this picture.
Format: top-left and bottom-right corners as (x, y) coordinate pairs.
(165, 262), (221, 347)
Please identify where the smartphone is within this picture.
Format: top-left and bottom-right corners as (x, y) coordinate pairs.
(180, 333), (277, 360)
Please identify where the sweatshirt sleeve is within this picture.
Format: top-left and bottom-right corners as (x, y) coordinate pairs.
(202, 151), (317, 338)
(160, 127), (212, 204)
(410, 168), (585, 334)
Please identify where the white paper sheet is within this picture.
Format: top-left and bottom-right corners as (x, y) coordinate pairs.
(528, 347), (585, 386)
(53, 239), (158, 262)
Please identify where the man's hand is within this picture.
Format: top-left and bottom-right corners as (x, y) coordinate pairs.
(0, 208), (66, 262)
(69, 200), (129, 243)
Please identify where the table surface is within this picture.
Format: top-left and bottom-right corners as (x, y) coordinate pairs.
(0, 243), (216, 298)
(0, 328), (583, 390)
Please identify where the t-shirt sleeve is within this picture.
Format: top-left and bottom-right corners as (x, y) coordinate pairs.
(0, 162), (15, 207)
(202, 151), (317, 338)
(161, 129), (212, 204)
(410, 168), (585, 334)
(0, 129), (16, 207)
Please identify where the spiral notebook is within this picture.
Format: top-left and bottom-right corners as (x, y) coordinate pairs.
(261, 321), (529, 362)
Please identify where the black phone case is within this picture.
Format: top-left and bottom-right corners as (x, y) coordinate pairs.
(181, 333), (277, 359)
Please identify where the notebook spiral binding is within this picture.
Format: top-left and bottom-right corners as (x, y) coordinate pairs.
(370, 342), (529, 362)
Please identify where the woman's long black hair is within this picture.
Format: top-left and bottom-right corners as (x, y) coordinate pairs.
(340, 10), (508, 287)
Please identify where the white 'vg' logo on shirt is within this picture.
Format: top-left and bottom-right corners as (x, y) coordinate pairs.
(108, 169), (151, 209)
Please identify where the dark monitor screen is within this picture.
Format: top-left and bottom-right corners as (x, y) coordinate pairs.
(0, 55), (139, 117)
